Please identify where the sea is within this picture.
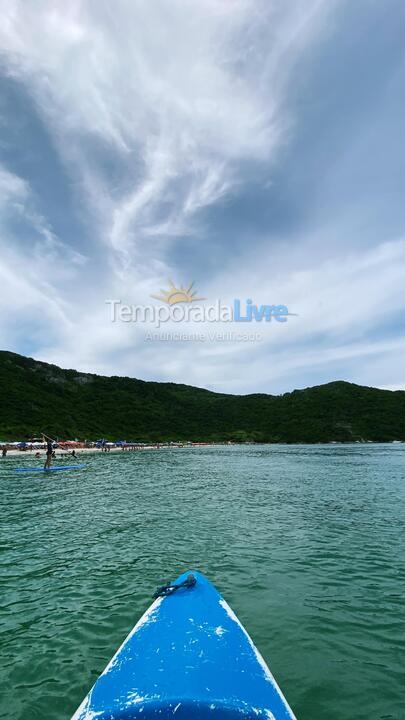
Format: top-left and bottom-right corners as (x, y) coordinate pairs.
(1, 444), (404, 719)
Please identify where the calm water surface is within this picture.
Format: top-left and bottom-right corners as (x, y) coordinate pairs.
(1, 444), (404, 719)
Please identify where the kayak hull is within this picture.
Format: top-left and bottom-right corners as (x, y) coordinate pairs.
(72, 571), (296, 720)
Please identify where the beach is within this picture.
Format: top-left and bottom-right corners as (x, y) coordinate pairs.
(1, 443), (210, 459)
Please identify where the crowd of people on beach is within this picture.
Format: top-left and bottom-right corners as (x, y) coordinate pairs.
(0, 437), (201, 469)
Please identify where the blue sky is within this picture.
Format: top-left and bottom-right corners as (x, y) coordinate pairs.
(1, 0), (405, 394)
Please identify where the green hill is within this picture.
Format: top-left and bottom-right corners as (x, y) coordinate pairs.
(1, 350), (405, 442)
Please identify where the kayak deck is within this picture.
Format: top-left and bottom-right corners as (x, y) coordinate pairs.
(72, 571), (296, 720)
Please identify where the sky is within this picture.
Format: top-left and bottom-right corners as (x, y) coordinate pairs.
(1, 0), (405, 395)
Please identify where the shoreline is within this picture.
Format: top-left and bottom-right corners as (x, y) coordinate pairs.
(0, 444), (210, 459)
(1, 439), (404, 460)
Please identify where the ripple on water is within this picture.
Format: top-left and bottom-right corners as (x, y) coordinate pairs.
(1, 444), (405, 720)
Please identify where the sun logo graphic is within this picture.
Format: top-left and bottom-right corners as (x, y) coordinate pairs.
(151, 280), (205, 305)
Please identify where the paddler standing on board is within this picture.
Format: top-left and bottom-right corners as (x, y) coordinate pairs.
(43, 434), (53, 470)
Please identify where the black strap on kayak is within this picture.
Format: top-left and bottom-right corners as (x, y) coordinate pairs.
(153, 573), (196, 598)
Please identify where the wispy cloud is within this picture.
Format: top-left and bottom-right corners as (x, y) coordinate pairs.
(0, 163), (86, 354)
(1, 0), (404, 393)
(0, 1), (331, 263)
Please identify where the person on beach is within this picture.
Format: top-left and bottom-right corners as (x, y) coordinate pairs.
(43, 436), (53, 470)
(2, 447), (7, 457)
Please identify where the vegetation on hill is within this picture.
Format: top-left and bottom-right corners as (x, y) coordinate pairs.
(1, 351), (405, 442)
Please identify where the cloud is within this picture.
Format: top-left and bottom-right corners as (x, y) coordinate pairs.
(0, 0), (332, 266)
(26, 234), (405, 394)
(0, 164), (88, 355)
(0, 166), (28, 201)
(1, 0), (404, 395)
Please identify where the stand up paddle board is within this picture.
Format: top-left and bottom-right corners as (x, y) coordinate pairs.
(72, 570), (296, 720)
(15, 464), (86, 473)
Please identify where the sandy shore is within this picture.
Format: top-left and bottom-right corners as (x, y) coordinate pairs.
(1, 444), (210, 459)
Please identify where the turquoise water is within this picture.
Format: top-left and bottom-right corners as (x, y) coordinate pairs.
(1, 444), (404, 720)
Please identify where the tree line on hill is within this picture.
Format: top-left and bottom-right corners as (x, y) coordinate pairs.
(1, 351), (405, 443)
